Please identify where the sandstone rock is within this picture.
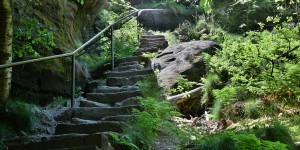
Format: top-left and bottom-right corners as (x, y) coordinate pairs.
(137, 9), (193, 31)
(11, 61), (90, 105)
(152, 40), (220, 94)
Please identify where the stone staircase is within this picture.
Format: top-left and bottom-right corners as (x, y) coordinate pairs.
(7, 33), (167, 150)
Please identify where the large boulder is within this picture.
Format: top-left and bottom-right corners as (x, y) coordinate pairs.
(152, 40), (220, 93)
(137, 9), (192, 31)
(11, 60), (90, 105)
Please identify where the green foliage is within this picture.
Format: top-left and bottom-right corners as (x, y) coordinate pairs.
(244, 100), (262, 119)
(262, 141), (288, 150)
(171, 77), (199, 94)
(176, 19), (226, 43)
(211, 0), (276, 33)
(263, 121), (295, 150)
(122, 76), (181, 149)
(141, 52), (159, 59)
(201, 73), (220, 107)
(0, 123), (14, 139)
(197, 131), (287, 150)
(13, 18), (56, 59)
(5, 100), (40, 132)
(110, 133), (138, 150)
(47, 97), (69, 108)
(114, 18), (140, 58)
(151, 30), (179, 45)
(208, 22), (300, 105)
(137, 75), (162, 99)
(79, 10), (139, 69)
(199, 0), (212, 13)
(211, 86), (237, 120)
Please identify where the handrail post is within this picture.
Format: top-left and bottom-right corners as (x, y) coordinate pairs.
(71, 54), (76, 108)
(136, 12), (140, 43)
(111, 25), (115, 70)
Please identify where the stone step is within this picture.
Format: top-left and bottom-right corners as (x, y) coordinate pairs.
(115, 97), (140, 107)
(101, 115), (135, 121)
(112, 64), (144, 72)
(118, 61), (139, 67)
(106, 75), (151, 86)
(79, 99), (112, 108)
(135, 48), (160, 56)
(86, 90), (142, 104)
(116, 56), (148, 64)
(141, 35), (165, 39)
(56, 105), (140, 121)
(53, 145), (101, 150)
(8, 133), (108, 150)
(140, 37), (166, 41)
(106, 69), (153, 78)
(55, 121), (126, 135)
(96, 85), (139, 93)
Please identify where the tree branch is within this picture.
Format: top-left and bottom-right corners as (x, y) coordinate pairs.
(167, 86), (203, 104)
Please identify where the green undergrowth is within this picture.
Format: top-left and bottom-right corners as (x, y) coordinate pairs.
(46, 96), (69, 108)
(193, 120), (296, 150)
(3, 100), (41, 134)
(110, 75), (183, 149)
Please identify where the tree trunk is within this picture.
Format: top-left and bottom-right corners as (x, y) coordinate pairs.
(0, 0), (13, 111)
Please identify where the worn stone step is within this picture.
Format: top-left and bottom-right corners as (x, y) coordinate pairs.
(135, 48), (160, 56)
(116, 56), (148, 64)
(140, 37), (166, 41)
(118, 61), (139, 67)
(112, 64), (144, 72)
(8, 133), (108, 150)
(101, 115), (136, 121)
(79, 99), (111, 108)
(56, 106), (140, 121)
(115, 97), (140, 107)
(96, 85), (139, 93)
(141, 35), (165, 39)
(87, 90), (142, 104)
(55, 121), (126, 135)
(53, 145), (101, 150)
(106, 75), (151, 86)
(106, 69), (153, 78)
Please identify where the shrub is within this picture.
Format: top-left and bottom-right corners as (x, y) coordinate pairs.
(121, 75), (181, 149)
(244, 100), (262, 119)
(211, 0), (276, 33)
(5, 100), (40, 132)
(197, 131), (288, 150)
(171, 77), (199, 95)
(201, 73), (220, 107)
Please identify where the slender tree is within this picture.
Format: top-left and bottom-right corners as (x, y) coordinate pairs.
(0, 0), (13, 112)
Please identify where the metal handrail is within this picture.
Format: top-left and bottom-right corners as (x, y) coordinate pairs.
(0, 4), (140, 107)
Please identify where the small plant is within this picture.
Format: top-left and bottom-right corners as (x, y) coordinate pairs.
(197, 131), (288, 150)
(121, 75), (181, 149)
(244, 100), (262, 119)
(201, 73), (220, 107)
(13, 18), (56, 59)
(5, 100), (40, 132)
(141, 52), (159, 59)
(47, 97), (69, 108)
(171, 77), (199, 95)
(211, 86), (237, 120)
(109, 133), (138, 150)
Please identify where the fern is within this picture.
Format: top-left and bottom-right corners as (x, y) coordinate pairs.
(201, 73), (220, 107)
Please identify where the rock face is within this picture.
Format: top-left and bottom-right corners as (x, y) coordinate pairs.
(137, 9), (192, 31)
(152, 40), (220, 93)
(11, 61), (90, 105)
